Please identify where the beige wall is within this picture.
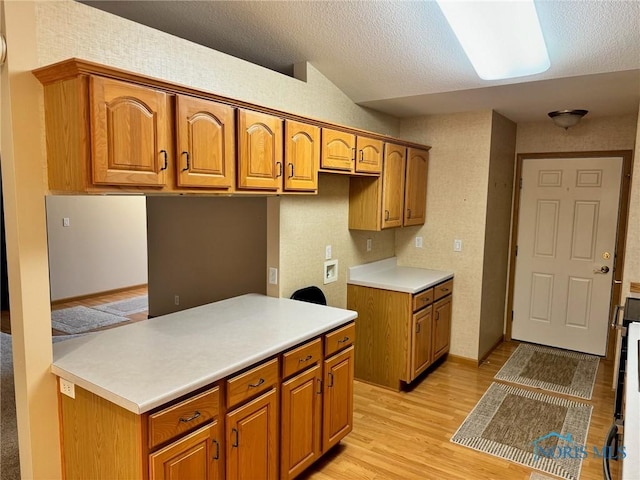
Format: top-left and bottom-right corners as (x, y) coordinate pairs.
(396, 111), (494, 360)
(478, 112), (516, 359)
(46, 196), (148, 301)
(146, 196), (267, 316)
(517, 113), (639, 298)
(279, 174), (396, 308)
(621, 105), (640, 297)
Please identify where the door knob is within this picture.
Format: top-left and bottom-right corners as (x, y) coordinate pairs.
(594, 266), (610, 274)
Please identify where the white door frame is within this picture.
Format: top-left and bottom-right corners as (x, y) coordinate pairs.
(506, 151), (633, 360)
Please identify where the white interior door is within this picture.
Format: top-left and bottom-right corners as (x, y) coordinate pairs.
(512, 157), (623, 355)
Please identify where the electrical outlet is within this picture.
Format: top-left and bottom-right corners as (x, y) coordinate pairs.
(366, 238), (372, 252)
(454, 239), (463, 252)
(60, 379), (75, 399)
(62, 217), (70, 227)
(174, 295), (180, 306)
(325, 245), (332, 260)
(415, 236), (423, 248)
(268, 267), (278, 285)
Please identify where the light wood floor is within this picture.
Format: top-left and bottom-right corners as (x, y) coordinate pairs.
(1, 289), (621, 479)
(304, 341), (620, 480)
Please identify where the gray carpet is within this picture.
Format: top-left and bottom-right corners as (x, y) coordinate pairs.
(451, 382), (592, 480)
(51, 305), (129, 334)
(92, 295), (148, 316)
(494, 343), (600, 400)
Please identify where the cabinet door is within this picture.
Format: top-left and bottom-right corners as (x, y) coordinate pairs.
(90, 76), (170, 186)
(321, 129), (355, 172)
(226, 388), (278, 480)
(432, 296), (452, 362)
(381, 143), (406, 229)
(355, 136), (383, 174)
(284, 120), (319, 192)
(281, 365), (322, 479)
(404, 148), (429, 226)
(149, 422), (220, 480)
(322, 346), (354, 451)
(237, 109), (283, 191)
(411, 307), (432, 381)
(176, 95), (235, 189)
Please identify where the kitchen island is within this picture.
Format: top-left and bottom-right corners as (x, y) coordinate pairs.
(53, 294), (357, 480)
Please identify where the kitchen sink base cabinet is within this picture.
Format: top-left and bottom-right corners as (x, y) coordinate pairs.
(347, 280), (452, 391)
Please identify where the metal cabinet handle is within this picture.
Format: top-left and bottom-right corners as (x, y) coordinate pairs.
(276, 161), (283, 178)
(337, 336), (350, 344)
(407, 209), (412, 219)
(248, 378), (265, 388)
(611, 304), (625, 329)
(212, 439), (220, 460)
(328, 372), (334, 388)
(179, 411), (201, 423)
(288, 162), (294, 178)
(441, 288), (449, 292)
(181, 151), (190, 172)
(416, 323), (421, 333)
(385, 210), (390, 221)
(231, 428), (239, 448)
(435, 311), (440, 321)
(316, 378), (322, 394)
(160, 150), (168, 170)
(351, 147), (357, 161)
(299, 354), (313, 363)
(359, 150), (364, 162)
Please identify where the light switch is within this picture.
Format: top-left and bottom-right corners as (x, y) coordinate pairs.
(454, 239), (463, 252)
(415, 236), (423, 248)
(366, 238), (372, 252)
(62, 217), (70, 227)
(325, 245), (332, 260)
(269, 267), (278, 285)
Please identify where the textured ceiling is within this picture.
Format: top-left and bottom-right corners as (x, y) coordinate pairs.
(82, 0), (640, 122)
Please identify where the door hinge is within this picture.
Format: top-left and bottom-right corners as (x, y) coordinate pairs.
(519, 178), (523, 189)
(511, 311), (514, 322)
(515, 245), (518, 256)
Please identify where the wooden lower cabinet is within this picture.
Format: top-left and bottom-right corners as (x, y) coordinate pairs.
(348, 280), (452, 390)
(281, 364), (322, 479)
(322, 346), (354, 451)
(226, 388), (279, 480)
(149, 422), (220, 480)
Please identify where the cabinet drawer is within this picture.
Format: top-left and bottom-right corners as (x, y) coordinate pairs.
(434, 280), (453, 301)
(226, 357), (279, 408)
(148, 386), (220, 449)
(282, 337), (323, 379)
(325, 322), (355, 357)
(412, 288), (434, 311)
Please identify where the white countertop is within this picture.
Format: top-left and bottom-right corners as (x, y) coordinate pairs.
(623, 322), (640, 479)
(52, 294), (356, 414)
(348, 257), (453, 294)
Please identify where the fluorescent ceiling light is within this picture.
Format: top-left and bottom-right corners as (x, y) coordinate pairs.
(436, 0), (550, 80)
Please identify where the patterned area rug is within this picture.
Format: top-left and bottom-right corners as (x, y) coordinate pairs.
(451, 382), (592, 480)
(92, 295), (148, 316)
(51, 306), (129, 334)
(494, 343), (599, 400)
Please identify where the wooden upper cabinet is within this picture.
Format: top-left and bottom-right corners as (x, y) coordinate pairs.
(176, 95), (235, 189)
(284, 120), (320, 192)
(355, 136), (383, 174)
(90, 76), (171, 187)
(237, 109), (283, 191)
(404, 148), (429, 226)
(381, 143), (406, 229)
(321, 128), (355, 172)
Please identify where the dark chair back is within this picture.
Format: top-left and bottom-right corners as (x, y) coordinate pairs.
(290, 286), (327, 306)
